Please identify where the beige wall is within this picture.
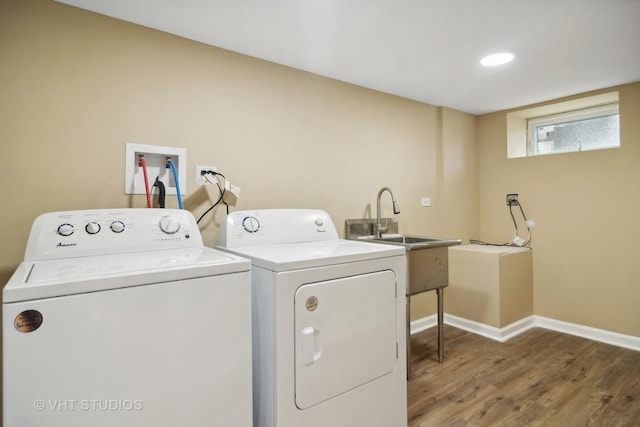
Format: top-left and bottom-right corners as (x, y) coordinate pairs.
(0, 0), (479, 321)
(1, 0), (636, 346)
(477, 82), (640, 337)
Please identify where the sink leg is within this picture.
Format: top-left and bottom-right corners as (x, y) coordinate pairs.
(407, 287), (445, 374)
(437, 287), (444, 363)
(406, 294), (411, 379)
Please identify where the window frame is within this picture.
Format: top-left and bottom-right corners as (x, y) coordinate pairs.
(526, 102), (620, 156)
(506, 91), (620, 159)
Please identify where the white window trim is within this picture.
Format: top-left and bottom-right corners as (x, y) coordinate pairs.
(526, 102), (619, 155)
(507, 91), (619, 159)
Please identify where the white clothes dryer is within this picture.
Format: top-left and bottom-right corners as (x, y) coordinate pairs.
(3, 209), (252, 427)
(218, 209), (408, 427)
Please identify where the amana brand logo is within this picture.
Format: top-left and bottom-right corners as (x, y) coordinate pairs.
(56, 242), (77, 248)
(305, 296), (319, 312)
(15, 310), (43, 333)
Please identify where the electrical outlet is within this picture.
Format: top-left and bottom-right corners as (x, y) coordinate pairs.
(506, 193), (519, 206)
(125, 143), (186, 195)
(195, 165), (218, 185)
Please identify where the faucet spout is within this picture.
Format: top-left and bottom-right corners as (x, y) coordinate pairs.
(376, 186), (400, 238)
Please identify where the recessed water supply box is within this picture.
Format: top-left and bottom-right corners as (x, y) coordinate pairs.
(125, 143), (186, 196)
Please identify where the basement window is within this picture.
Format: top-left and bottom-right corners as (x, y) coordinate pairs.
(507, 92), (620, 158)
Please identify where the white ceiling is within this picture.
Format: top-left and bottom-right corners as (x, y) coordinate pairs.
(56, 0), (640, 115)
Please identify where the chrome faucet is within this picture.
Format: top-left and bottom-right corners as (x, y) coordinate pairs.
(376, 186), (401, 238)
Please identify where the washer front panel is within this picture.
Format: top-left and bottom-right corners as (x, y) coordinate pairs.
(3, 273), (252, 427)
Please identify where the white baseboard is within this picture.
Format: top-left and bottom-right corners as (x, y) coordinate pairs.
(410, 313), (640, 352)
(534, 316), (640, 352)
(443, 314), (536, 342)
(409, 314), (437, 334)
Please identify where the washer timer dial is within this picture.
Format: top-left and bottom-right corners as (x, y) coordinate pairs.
(159, 215), (181, 234)
(242, 216), (260, 233)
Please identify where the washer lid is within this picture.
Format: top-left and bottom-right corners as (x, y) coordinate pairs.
(220, 239), (404, 272)
(3, 248), (250, 303)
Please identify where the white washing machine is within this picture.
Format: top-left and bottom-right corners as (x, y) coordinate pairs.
(3, 209), (252, 427)
(217, 209), (408, 427)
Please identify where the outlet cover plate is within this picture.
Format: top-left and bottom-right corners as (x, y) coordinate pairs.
(195, 165), (218, 185)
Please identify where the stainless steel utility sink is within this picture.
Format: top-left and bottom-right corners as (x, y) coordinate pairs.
(371, 235), (461, 294)
(344, 218), (461, 294)
(372, 235), (462, 251)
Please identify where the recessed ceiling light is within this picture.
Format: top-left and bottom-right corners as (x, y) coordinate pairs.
(480, 52), (514, 67)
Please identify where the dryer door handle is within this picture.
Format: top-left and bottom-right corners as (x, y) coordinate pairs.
(301, 327), (321, 364)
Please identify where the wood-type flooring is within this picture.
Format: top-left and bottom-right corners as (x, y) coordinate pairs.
(407, 326), (640, 427)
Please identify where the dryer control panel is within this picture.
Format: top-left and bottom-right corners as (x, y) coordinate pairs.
(218, 209), (339, 248)
(25, 209), (203, 261)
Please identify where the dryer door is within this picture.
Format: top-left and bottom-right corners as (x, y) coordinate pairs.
(294, 270), (398, 409)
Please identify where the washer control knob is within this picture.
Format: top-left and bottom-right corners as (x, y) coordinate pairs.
(159, 215), (181, 234)
(57, 223), (75, 237)
(314, 217), (324, 227)
(242, 216), (260, 233)
(85, 222), (101, 235)
(110, 220), (125, 233)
